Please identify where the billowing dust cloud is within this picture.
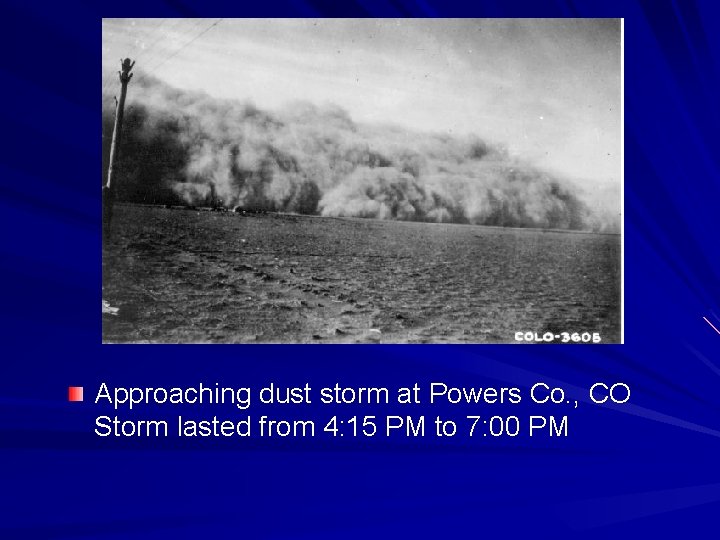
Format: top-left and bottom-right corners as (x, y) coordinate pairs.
(102, 72), (619, 232)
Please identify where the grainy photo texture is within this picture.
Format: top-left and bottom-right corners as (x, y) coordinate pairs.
(102, 18), (622, 344)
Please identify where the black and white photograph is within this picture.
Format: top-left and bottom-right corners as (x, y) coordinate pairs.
(102, 18), (622, 344)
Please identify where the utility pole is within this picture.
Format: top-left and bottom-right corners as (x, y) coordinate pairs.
(103, 58), (135, 238)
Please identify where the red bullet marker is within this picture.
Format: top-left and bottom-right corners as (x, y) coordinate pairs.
(68, 386), (84, 402)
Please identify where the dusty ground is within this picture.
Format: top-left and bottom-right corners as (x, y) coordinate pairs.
(102, 205), (621, 343)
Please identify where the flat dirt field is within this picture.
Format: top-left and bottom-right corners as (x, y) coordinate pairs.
(102, 204), (621, 343)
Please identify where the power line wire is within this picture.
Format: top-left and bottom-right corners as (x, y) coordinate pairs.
(102, 19), (222, 106)
(132, 18), (187, 66)
(103, 20), (155, 71)
(131, 18), (168, 62)
(102, 18), (174, 95)
(151, 18), (223, 72)
(145, 18), (206, 68)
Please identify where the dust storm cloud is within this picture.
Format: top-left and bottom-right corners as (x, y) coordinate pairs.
(102, 72), (618, 232)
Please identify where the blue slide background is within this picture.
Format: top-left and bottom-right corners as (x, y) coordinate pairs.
(2, 1), (720, 538)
